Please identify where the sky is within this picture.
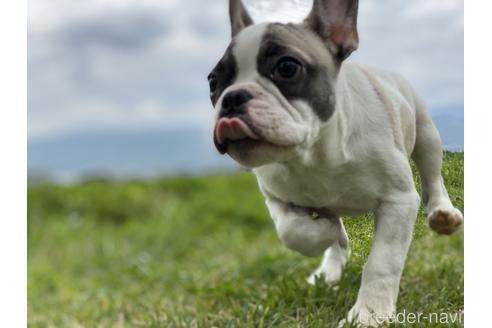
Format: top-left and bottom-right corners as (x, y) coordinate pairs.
(28, 0), (463, 140)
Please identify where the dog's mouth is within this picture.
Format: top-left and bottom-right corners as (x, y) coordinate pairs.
(213, 117), (261, 154)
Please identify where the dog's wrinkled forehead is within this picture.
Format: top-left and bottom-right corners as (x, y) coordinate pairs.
(210, 22), (338, 121)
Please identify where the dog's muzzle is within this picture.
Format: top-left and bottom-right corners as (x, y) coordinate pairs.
(213, 89), (258, 154)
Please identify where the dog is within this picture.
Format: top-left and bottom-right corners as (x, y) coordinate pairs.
(207, 0), (463, 326)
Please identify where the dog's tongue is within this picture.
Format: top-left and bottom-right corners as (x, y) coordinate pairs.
(214, 117), (259, 153)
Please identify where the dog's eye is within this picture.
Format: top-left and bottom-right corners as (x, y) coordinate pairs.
(208, 73), (218, 94)
(272, 57), (302, 81)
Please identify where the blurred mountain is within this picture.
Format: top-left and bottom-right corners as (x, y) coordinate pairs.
(28, 112), (463, 181)
(432, 114), (464, 151)
(430, 105), (463, 151)
(28, 128), (236, 182)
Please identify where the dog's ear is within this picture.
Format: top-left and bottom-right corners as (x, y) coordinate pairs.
(229, 0), (254, 38)
(304, 0), (359, 61)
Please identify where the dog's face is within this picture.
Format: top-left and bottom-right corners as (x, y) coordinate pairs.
(209, 0), (359, 167)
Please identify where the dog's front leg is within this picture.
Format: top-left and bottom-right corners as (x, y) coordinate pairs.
(265, 197), (342, 257)
(344, 191), (420, 327)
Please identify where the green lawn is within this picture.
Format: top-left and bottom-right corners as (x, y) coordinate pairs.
(28, 152), (464, 327)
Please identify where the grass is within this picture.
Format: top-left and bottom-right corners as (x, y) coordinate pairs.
(28, 152), (464, 327)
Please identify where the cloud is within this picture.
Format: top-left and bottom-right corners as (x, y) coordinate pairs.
(245, 0), (310, 23)
(28, 1), (229, 138)
(58, 12), (169, 50)
(28, 0), (463, 139)
(28, 97), (213, 137)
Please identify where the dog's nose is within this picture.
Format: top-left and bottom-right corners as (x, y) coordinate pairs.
(220, 89), (253, 118)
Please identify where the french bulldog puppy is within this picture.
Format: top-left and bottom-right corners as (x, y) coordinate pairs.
(208, 0), (463, 326)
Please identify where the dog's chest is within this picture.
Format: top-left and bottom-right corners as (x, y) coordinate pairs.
(254, 163), (380, 216)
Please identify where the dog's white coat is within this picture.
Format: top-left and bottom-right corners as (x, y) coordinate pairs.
(217, 22), (463, 327)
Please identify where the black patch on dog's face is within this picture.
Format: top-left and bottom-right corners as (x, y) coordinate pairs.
(208, 44), (237, 107)
(256, 24), (336, 121)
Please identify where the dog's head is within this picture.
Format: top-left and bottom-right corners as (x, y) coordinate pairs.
(209, 0), (359, 167)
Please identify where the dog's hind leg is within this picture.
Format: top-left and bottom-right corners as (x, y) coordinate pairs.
(307, 219), (349, 285)
(411, 97), (463, 235)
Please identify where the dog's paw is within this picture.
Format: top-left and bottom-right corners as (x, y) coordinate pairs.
(307, 246), (348, 285)
(428, 207), (463, 235)
(307, 267), (342, 286)
(339, 304), (394, 327)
